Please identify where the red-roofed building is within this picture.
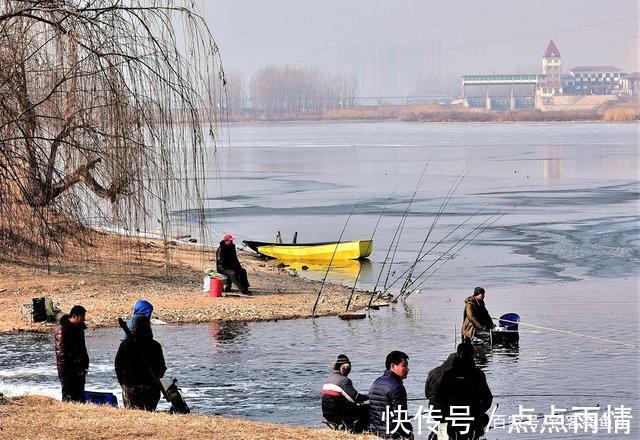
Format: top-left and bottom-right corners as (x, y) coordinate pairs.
(543, 40), (561, 58)
(537, 40), (563, 104)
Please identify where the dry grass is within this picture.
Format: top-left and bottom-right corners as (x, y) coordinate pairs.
(397, 108), (603, 122)
(0, 396), (372, 440)
(222, 103), (640, 123)
(602, 107), (640, 121)
(0, 231), (375, 333)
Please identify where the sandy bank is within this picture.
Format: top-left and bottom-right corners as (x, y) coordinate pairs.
(0, 232), (376, 334)
(0, 396), (370, 440)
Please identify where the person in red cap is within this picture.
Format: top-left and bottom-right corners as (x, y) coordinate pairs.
(216, 233), (252, 295)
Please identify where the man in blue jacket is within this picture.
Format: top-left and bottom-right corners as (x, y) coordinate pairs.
(368, 351), (413, 439)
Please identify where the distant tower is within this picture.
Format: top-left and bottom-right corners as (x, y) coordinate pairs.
(541, 40), (562, 94)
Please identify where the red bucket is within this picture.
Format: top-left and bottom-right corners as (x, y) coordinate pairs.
(208, 277), (223, 297)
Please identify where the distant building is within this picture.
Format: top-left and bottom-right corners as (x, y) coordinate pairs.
(620, 72), (640, 96)
(540, 40), (562, 95)
(462, 40), (629, 110)
(566, 66), (623, 95)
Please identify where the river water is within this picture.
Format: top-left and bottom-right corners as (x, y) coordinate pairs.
(1, 122), (638, 438)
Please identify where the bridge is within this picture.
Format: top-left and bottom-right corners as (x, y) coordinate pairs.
(462, 74), (543, 110)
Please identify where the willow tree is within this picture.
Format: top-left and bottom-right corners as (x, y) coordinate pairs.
(0, 1), (225, 261)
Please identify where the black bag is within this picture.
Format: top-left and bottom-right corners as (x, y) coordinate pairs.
(32, 297), (47, 323)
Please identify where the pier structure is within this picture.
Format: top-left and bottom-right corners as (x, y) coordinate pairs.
(461, 74), (540, 110)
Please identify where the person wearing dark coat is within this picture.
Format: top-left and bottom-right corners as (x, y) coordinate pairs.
(115, 315), (166, 411)
(322, 354), (369, 432)
(461, 287), (495, 342)
(54, 305), (89, 402)
(368, 351), (413, 439)
(425, 352), (457, 410)
(435, 343), (493, 440)
(216, 233), (251, 295)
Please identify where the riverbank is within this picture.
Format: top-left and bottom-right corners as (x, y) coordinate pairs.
(0, 396), (369, 439)
(0, 230), (376, 334)
(222, 99), (639, 123)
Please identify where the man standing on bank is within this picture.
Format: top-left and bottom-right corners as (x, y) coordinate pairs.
(368, 351), (413, 439)
(115, 315), (166, 411)
(461, 287), (495, 343)
(216, 233), (252, 295)
(54, 305), (89, 402)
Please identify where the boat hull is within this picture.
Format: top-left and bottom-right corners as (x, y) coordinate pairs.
(243, 240), (372, 261)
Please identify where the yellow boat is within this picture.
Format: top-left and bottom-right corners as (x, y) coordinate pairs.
(243, 240), (372, 261)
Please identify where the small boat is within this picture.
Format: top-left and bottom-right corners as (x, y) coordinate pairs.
(243, 240), (373, 261)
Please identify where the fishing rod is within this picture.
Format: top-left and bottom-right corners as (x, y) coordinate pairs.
(311, 196), (361, 317)
(404, 212), (508, 298)
(383, 162), (429, 292)
(494, 317), (638, 349)
(399, 171), (467, 298)
(374, 204), (488, 301)
(397, 211), (504, 301)
(402, 203), (520, 299)
(368, 164), (428, 307)
(346, 188), (396, 312)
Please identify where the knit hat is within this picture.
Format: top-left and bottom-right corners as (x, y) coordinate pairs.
(223, 233), (235, 241)
(335, 354), (350, 366)
(474, 286), (485, 295)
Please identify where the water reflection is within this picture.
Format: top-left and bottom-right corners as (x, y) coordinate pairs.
(208, 321), (248, 344)
(269, 258), (373, 284)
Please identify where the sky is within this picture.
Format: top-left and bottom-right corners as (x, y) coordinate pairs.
(203, 0), (639, 95)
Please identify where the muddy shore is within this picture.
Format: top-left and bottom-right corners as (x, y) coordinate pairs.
(0, 232), (377, 334)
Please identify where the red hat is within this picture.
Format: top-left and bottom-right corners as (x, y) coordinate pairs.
(223, 233), (235, 241)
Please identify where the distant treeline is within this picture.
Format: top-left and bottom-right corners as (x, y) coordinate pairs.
(212, 66), (356, 117)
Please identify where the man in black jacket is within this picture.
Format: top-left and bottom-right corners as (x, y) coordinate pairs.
(54, 305), (89, 402)
(435, 343), (493, 440)
(368, 351), (413, 439)
(216, 233), (251, 295)
(322, 354), (369, 432)
(115, 315), (166, 411)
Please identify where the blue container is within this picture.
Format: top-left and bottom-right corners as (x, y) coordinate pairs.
(499, 313), (520, 330)
(84, 391), (118, 407)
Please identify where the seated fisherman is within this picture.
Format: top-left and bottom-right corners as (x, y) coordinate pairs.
(322, 354), (369, 433)
(461, 287), (495, 343)
(216, 233), (252, 295)
(435, 343), (493, 439)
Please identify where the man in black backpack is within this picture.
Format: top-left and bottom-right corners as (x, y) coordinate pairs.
(115, 315), (166, 411)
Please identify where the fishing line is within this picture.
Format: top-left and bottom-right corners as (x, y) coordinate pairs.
(494, 318), (638, 349)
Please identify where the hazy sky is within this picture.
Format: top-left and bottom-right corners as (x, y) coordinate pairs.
(203, 0), (638, 93)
